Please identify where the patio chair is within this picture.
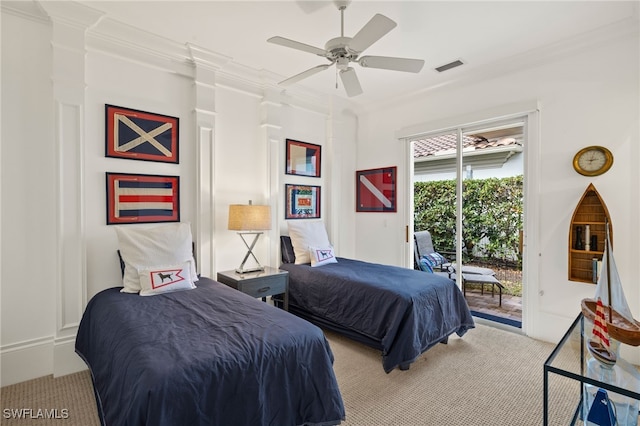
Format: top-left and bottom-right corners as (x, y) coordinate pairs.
(414, 230), (505, 306)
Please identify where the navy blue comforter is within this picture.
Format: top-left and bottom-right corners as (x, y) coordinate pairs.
(75, 277), (345, 426)
(280, 258), (475, 373)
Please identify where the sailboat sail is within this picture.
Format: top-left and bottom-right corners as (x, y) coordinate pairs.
(594, 228), (634, 324)
(582, 224), (640, 347)
(593, 298), (611, 350)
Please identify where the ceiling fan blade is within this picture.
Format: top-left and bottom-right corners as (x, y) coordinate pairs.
(349, 14), (397, 54)
(358, 56), (425, 73)
(267, 36), (327, 57)
(279, 64), (332, 86)
(339, 67), (363, 97)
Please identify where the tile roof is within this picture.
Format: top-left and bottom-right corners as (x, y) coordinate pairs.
(413, 135), (519, 158)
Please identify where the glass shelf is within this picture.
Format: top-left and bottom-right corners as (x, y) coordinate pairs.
(544, 314), (640, 425)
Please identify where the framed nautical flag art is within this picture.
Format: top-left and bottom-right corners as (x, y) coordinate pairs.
(105, 105), (179, 163)
(356, 166), (397, 212)
(106, 173), (180, 225)
(285, 184), (321, 219)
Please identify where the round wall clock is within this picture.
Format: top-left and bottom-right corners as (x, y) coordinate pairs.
(573, 146), (614, 176)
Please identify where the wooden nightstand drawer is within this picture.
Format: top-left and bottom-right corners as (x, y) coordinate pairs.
(217, 267), (289, 311)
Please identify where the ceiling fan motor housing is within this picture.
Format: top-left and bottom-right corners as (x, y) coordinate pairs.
(325, 36), (359, 69)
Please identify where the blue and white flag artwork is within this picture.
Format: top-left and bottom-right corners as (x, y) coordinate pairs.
(106, 173), (179, 225)
(106, 105), (179, 163)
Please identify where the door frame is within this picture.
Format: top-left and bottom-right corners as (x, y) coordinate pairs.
(398, 101), (541, 336)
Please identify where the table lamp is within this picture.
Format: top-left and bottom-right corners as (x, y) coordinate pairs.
(228, 201), (271, 273)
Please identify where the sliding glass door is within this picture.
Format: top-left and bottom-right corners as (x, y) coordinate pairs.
(412, 118), (525, 325)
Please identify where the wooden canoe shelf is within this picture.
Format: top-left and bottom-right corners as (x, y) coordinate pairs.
(568, 183), (612, 283)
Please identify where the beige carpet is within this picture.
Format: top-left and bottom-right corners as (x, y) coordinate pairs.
(1, 323), (576, 425)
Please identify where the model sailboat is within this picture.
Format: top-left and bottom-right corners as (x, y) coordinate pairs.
(581, 224), (640, 347)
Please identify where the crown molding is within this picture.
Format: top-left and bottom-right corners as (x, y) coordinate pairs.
(1, 1), (49, 24)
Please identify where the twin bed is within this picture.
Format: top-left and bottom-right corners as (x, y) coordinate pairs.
(277, 236), (475, 373)
(76, 222), (474, 425)
(76, 277), (345, 426)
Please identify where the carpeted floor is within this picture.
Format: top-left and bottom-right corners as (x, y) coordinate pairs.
(1, 323), (577, 425)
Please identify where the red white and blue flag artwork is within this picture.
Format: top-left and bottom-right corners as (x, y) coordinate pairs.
(106, 105), (179, 163)
(356, 167), (397, 212)
(106, 173), (180, 225)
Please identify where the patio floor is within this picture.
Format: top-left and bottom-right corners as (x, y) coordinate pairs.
(463, 285), (522, 326)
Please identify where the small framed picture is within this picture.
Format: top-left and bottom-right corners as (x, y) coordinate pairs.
(286, 139), (321, 177)
(106, 172), (180, 225)
(356, 166), (397, 212)
(105, 104), (179, 163)
(285, 184), (321, 219)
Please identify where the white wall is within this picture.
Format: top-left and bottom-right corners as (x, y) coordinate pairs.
(355, 31), (639, 343)
(0, 5), (357, 386)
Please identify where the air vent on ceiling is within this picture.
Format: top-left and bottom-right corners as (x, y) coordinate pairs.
(435, 60), (464, 73)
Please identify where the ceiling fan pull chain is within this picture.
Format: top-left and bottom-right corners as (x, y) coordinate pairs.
(335, 68), (338, 89)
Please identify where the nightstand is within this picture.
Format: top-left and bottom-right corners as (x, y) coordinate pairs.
(217, 267), (289, 311)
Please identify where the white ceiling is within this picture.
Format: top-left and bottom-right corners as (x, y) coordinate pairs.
(74, 1), (639, 107)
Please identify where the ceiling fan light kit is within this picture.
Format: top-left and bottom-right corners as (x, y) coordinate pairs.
(268, 2), (425, 97)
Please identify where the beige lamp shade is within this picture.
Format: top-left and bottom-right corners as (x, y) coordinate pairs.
(228, 204), (271, 231)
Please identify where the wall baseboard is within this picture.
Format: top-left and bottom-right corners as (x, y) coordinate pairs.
(54, 337), (87, 378)
(1, 337), (87, 387)
(1, 337), (53, 387)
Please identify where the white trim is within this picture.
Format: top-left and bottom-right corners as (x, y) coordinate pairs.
(396, 100), (540, 140)
(522, 110), (542, 338)
(1, 338), (53, 387)
(53, 338), (87, 378)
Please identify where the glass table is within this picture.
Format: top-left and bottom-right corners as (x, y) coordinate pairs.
(544, 313), (640, 425)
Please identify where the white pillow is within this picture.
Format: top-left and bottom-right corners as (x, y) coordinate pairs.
(138, 261), (196, 296)
(115, 222), (197, 293)
(309, 246), (338, 267)
(287, 220), (331, 265)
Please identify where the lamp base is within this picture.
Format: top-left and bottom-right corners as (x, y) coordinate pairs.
(235, 265), (265, 274)
(235, 232), (266, 274)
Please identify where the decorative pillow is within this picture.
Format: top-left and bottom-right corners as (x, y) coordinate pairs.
(287, 220), (331, 265)
(115, 222), (197, 293)
(421, 252), (448, 271)
(418, 257), (433, 273)
(280, 236), (296, 264)
(309, 246), (338, 267)
(138, 261), (196, 296)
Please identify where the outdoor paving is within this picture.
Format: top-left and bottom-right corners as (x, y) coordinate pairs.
(463, 287), (522, 323)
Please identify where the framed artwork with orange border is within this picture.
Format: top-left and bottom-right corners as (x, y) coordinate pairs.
(106, 172), (180, 225)
(105, 104), (179, 163)
(285, 139), (321, 177)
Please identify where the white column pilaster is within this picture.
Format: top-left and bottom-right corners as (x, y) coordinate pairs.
(260, 89), (283, 268)
(188, 44), (229, 278)
(38, 1), (102, 376)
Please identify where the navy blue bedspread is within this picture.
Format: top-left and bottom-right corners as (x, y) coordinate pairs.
(75, 277), (345, 426)
(280, 258), (475, 373)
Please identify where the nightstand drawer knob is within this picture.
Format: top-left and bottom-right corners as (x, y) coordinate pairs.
(258, 286), (271, 293)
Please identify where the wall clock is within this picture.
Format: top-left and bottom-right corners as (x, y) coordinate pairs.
(572, 146), (613, 176)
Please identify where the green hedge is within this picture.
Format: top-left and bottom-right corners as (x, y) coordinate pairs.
(414, 176), (523, 264)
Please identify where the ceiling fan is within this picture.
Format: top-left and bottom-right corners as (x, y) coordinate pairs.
(267, 0), (425, 97)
